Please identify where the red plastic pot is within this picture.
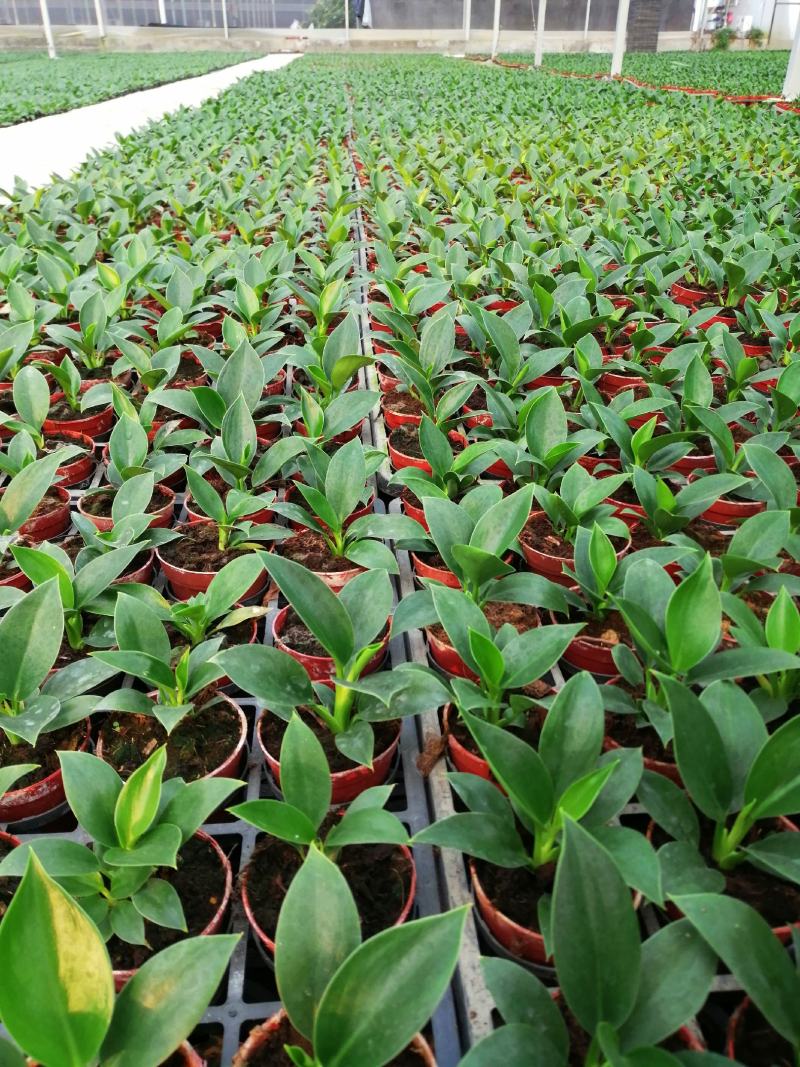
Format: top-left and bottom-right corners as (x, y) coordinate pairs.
(255, 420), (281, 444)
(232, 1012), (436, 1067)
(484, 298), (520, 313)
(44, 390), (114, 438)
(443, 703), (492, 780)
(411, 551), (460, 589)
(15, 485), (71, 543)
(272, 605), (388, 682)
(0, 563), (30, 591)
(112, 831), (232, 990)
(157, 529), (267, 601)
(670, 281), (704, 308)
(0, 719), (91, 824)
(471, 859), (549, 963)
(256, 711), (401, 805)
(263, 368), (287, 398)
(116, 551), (155, 586)
(556, 609), (622, 677)
(382, 395), (422, 429)
(603, 733), (681, 785)
(401, 492), (427, 530)
(78, 485), (175, 532)
(377, 365), (401, 392)
(388, 430), (467, 474)
(241, 841), (416, 957)
(698, 486), (766, 524)
(426, 625), (477, 681)
(276, 534), (363, 592)
(50, 432), (96, 487)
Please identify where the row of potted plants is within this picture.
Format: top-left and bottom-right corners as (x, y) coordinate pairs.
(1, 52), (799, 1065)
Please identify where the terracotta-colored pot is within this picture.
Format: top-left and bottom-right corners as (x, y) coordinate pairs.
(401, 493), (428, 530)
(471, 859), (549, 963)
(256, 712), (401, 805)
(425, 625), (477, 681)
(232, 1011), (435, 1067)
(411, 551), (460, 589)
(157, 531), (267, 601)
(78, 485), (175, 533)
(16, 485), (71, 542)
(112, 831), (232, 990)
(51, 431), (96, 487)
(556, 609), (621, 677)
(382, 396), (422, 430)
(0, 719), (91, 824)
(272, 605), (388, 682)
(443, 703), (491, 780)
(388, 430), (467, 474)
(241, 842), (416, 956)
(44, 389), (114, 438)
(276, 534), (363, 593)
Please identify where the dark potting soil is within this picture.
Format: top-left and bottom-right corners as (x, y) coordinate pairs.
(474, 855), (550, 931)
(278, 607), (329, 657)
(17, 487), (66, 521)
(604, 711), (675, 765)
(520, 514), (627, 558)
(653, 817), (800, 929)
(172, 355), (207, 386)
(245, 832), (413, 943)
(47, 398), (97, 422)
(107, 836), (226, 971)
(262, 709), (399, 775)
(580, 609), (631, 647)
(723, 589), (774, 629)
(98, 696), (240, 780)
(0, 554), (22, 578)
(276, 530), (351, 574)
(0, 837), (17, 920)
(82, 484), (173, 519)
(238, 1015), (429, 1067)
(390, 425), (425, 460)
(0, 722), (86, 791)
(733, 1001), (795, 1066)
(384, 389), (424, 418)
(682, 519), (733, 554)
(159, 522), (253, 573)
(43, 431), (91, 457)
(429, 602), (540, 649)
(166, 616), (256, 660)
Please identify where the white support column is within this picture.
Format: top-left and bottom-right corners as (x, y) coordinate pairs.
(158, 0), (167, 23)
(463, 0), (471, 42)
(491, 0), (501, 57)
(93, 0), (106, 37)
(583, 0), (592, 42)
(610, 0), (630, 77)
(39, 0), (57, 58)
(344, 0), (349, 41)
(534, 0), (547, 67)
(783, 13), (800, 99)
(221, 0), (228, 37)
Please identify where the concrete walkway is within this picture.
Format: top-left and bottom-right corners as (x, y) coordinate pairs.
(0, 52), (300, 193)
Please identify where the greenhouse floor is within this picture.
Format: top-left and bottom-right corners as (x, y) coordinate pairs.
(0, 52), (299, 192)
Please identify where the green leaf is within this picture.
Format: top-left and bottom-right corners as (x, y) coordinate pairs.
(590, 825), (663, 906)
(214, 644), (315, 714)
(743, 830), (800, 884)
(744, 714), (800, 820)
(313, 908), (468, 1067)
(481, 957), (568, 1054)
(114, 591), (171, 663)
(663, 677), (733, 823)
(552, 820), (641, 1034)
(464, 710), (554, 827)
(276, 847), (362, 1041)
(264, 552), (354, 667)
(325, 807), (409, 849)
(664, 556), (720, 674)
(100, 934), (238, 1067)
(637, 770), (699, 847)
(114, 745), (166, 850)
(159, 776), (243, 844)
(103, 823), (182, 869)
(132, 878), (186, 931)
(618, 920), (716, 1051)
(675, 893), (800, 1048)
(281, 713), (332, 831)
(0, 763), (38, 799)
(325, 436), (367, 528)
(0, 854), (114, 1067)
(540, 672), (604, 797)
(413, 812), (528, 868)
(0, 838), (100, 878)
(0, 579), (64, 702)
(60, 750), (123, 847)
(459, 1024), (564, 1067)
(0, 450), (63, 535)
(230, 799), (318, 845)
(470, 484), (533, 557)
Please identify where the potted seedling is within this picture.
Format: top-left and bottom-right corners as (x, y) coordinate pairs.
(0, 449), (73, 561)
(0, 853), (238, 1067)
(414, 673), (642, 963)
(232, 846), (466, 1067)
(272, 436), (424, 587)
(90, 590), (248, 778)
(0, 745), (239, 983)
(216, 557), (445, 802)
(231, 713), (414, 955)
(0, 579), (118, 823)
